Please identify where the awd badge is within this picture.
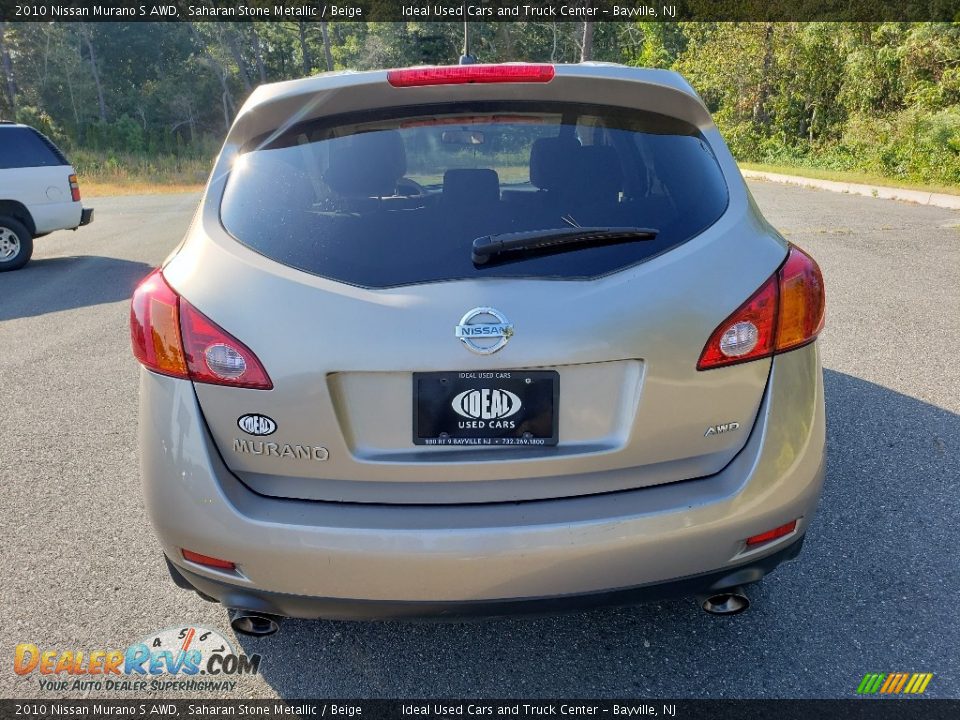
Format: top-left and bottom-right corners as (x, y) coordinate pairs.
(705, 422), (740, 437)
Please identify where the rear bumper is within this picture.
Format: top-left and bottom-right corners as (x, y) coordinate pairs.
(140, 344), (825, 614)
(30, 200), (83, 235)
(80, 207), (94, 226)
(166, 536), (805, 620)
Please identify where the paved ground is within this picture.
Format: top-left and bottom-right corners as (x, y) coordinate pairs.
(1, 185), (957, 699)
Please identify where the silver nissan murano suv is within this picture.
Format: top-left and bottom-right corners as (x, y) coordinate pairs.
(131, 63), (826, 635)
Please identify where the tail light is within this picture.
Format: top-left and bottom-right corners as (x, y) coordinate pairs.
(387, 64), (555, 87)
(698, 244), (824, 370)
(68, 174), (81, 202)
(130, 269), (272, 389)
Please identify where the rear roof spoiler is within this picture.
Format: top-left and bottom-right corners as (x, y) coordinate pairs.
(226, 64), (715, 150)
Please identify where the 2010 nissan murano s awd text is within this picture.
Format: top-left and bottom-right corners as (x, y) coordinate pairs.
(131, 63), (826, 636)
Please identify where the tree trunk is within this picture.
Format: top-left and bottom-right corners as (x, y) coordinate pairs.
(189, 24), (237, 128)
(41, 25), (51, 87)
(580, 18), (594, 62)
(205, 59), (235, 129)
(496, 24), (514, 62)
(0, 22), (18, 114)
(320, 22), (334, 72)
(223, 27), (253, 92)
(298, 21), (311, 75)
(65, 60), (79, 128)
(251, 26), (267, 83)
(222, 88), (231, 130)
(752, 23), (774, 129)
(80, 24), (107, 121)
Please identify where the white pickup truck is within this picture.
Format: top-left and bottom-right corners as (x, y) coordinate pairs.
(0, 121), (94, 271)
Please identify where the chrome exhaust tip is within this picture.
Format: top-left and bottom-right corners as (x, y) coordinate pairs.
(698, 587), (750, 616)
(229, 609), (281, 637)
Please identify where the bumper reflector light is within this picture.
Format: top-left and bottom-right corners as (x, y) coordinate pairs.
(746, 520), (798, 547)
(181, 549), (236, 571)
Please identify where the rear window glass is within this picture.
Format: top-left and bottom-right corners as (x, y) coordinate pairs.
(0, 127), (69, 169)
(220, 102), (728, 288)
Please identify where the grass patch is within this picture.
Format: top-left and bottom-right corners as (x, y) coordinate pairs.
(70, 149), (212, 197)
(81, 181), (204, 197)
(740, 162), (960, 197)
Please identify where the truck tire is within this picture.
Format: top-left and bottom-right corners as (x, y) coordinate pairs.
(0, 215), (33, 271)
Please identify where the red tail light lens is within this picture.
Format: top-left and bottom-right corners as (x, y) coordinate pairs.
(746, 520), (798, 547)
(776, 246), (825, 352)
(697, 276), (779, 370)
(179, 299), (272, 389)
(68, 174), (81, 202)
(130, 269), (272, 389)
(387, 64), (555, 87)
(181, 549), (236, 571)
(130, 270), (188, 378)
(698, 244), (825, 370)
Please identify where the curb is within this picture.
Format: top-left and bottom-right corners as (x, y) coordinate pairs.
(741, 169), (960, 211)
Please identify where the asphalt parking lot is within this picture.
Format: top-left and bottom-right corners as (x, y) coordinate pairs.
(1, 183), (958, 699)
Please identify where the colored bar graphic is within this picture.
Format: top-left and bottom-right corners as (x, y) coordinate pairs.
(910, 673), (934, 694)
(857, 674), (885, 694)
(893, 673), (909, 693)
(857, 672), (933, 695)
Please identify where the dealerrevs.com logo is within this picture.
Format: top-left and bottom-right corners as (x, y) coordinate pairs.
(14, 626), (261, 693)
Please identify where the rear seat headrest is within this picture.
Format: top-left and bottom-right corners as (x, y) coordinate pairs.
(232, 151), (318, 210)
(324, 130), (407, 197)
(529, 136), (581, 191)
(530, 137), (623, 203)
(577, 145), (623, 200)
(442, 169), (500, 206)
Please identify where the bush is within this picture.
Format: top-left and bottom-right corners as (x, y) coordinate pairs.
(840, 109), (960, 184)
(84, 115), (146, 154)
(730, 106), (960, 188)
(14, 106), (65, 144)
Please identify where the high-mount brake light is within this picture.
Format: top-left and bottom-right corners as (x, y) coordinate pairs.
(387, 64), (555, 87)
(130, 269), (273, 389)
(697, 244), (824, 370)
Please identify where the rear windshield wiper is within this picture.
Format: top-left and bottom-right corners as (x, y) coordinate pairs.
(472, 226), (659, 265)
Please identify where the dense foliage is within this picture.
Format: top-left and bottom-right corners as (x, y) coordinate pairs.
(0, 21), (957, 186)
